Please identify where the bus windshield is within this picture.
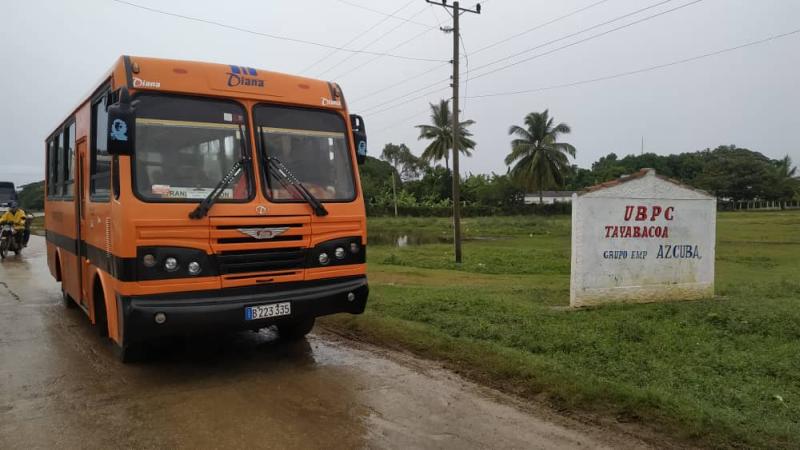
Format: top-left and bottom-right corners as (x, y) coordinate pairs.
(133, 95), (251, 202)
(255, 105), (355, 202)
(0, 182), (16, 204)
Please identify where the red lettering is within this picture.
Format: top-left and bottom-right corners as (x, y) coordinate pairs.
(624, 205), (635, 221)
(636, 206), (648, 221)
(650, 205), (662, 221)
(664, 207), (675, 220)
(605, 226), (613, 238)
(633, 226), (641, 238)
(612, 226), (619, 238)
(655, 227), (662, 237)
(663, 226), (669, 238)
(642, 226), (650, 238)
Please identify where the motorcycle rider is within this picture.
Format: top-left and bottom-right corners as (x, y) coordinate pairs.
(0, 201), (28, 248)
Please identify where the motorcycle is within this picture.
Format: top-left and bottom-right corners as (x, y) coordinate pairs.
(0, 222), (23, 259)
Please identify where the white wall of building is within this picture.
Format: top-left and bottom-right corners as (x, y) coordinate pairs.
(570, 170), (716, 307)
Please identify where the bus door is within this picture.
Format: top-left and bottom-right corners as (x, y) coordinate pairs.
(75, 140), (88, 308)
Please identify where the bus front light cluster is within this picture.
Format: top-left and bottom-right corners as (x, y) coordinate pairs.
(136, 247), (215, 281)
(311, 237), (366, 268)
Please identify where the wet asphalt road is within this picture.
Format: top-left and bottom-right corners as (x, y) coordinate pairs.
(0, 237), (650, 449)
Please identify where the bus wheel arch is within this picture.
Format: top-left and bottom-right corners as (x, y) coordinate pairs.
(53, 249), (63, 282)
(91, 272), (109, 338)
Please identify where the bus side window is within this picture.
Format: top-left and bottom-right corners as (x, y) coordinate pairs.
(64, 122), (76, 198)
(90, 93), (111, 202)
(46, 139), (56, 198)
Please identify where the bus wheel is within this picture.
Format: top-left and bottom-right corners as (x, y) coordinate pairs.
(62, 289), (76, 308)
(277, 316), (316, 341)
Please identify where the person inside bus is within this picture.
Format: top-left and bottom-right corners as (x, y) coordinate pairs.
(0, 201), (28, 248)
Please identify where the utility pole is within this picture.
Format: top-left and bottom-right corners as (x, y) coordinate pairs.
(427, 0), (480, 264)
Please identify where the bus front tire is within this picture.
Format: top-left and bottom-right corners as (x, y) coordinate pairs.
(277, 316), (316, 341)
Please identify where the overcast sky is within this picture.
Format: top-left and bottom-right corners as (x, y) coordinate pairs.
(1, 0), (799, 186)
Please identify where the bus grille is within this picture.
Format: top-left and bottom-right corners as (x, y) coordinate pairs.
(215, 247), (307, 275)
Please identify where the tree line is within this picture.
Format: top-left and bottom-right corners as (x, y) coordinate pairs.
(362, 100), (799, 216)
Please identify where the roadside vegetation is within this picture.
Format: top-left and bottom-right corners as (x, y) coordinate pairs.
(322, 211), (800, 448)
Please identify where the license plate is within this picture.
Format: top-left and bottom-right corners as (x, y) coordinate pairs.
(245, 302), (291, 320)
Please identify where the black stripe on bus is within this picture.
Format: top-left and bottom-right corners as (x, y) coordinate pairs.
(45, 230), (137, 282)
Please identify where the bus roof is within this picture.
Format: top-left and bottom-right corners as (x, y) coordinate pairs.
(111, 56), (347, 112)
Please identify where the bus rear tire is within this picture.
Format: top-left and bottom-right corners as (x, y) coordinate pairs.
(277, 316), (315, 341)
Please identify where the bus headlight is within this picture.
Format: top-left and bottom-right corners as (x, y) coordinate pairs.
(136, 246), (216, 281)
(349, 242), (360, 254)
(334, 247), (346, 260)
(187, 261), (201, 275)
(164, 257), (179, 272)
(318, 252), (330, 265)
(142, 254), (157, 268)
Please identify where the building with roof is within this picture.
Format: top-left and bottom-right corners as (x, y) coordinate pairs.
(523, 191), (575, 205)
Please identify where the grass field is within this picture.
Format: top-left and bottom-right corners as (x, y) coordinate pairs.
(321, 211), (800, 448)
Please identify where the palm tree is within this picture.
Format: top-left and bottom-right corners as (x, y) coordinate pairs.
(774, 155), (799, 209)
(505, 110), (576, 204)
(381, 143), (417, 217)
(415, 99), (476, 171)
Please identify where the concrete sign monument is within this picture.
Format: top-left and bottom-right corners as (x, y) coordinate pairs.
(570, 169), (716, 307)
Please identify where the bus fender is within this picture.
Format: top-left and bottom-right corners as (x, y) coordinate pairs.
(91, 269), (121, 344)
(50, 247), (63, 282)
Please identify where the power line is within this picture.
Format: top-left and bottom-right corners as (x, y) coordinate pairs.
(334, 0), (436, 29)
(373, 106), (431, 133)
(368, 85), (450, 116)
(109, 0), (447, 65)
(465, 27), (800, 99)
(300, 0), (417, 74)
(467, 0), (679, 75)
(468, 0), (612, 57)
(359, 0), (698, 113)
(331, 24), (439, 80)
(316, 4), (433, 77)
(350, 62), (451, 103)
(460, 32), (470, 116)
(465, 0), (704, 83)
(353, 0), (631, 105)
(371, 27), (800, 134)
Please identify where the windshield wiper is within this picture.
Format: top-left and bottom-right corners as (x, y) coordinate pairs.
(188, 158), (247, 220)
(258, 128), (327, 216)
(265, 156), (328, 216)
(189, 124), (250, 220)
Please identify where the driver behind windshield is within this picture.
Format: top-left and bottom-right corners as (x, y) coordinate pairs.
(0, 201), (29, 247)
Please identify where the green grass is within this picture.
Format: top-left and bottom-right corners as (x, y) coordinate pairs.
(322, 211), (800, 448)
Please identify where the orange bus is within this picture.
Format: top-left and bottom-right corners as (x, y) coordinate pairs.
(45, 56), (369, 361)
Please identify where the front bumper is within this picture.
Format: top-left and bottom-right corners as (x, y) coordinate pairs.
(118, 276), (368, 344)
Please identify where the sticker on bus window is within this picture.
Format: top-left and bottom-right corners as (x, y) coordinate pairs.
(223, 113), (233, 122)
(152, 184), (171, 195)
(151, 185), (232, 199)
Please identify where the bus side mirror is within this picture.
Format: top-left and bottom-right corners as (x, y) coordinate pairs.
(350, 114), (367, 165)
(106, 87), (135, 156)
